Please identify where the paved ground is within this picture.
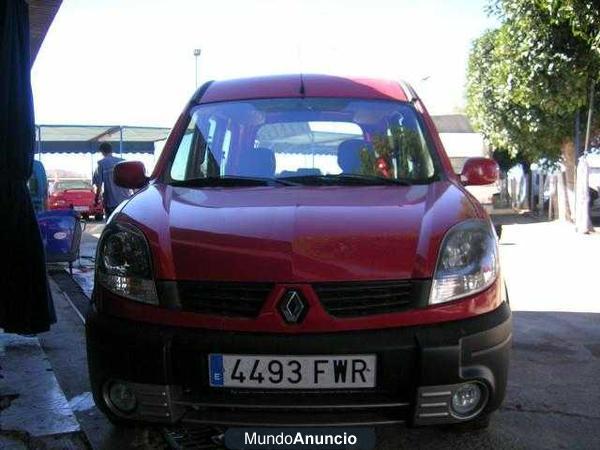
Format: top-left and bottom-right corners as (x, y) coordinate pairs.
(2, 215), (600, 449)
(379, 214), (600, 448)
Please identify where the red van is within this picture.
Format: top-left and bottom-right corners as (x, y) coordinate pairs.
(86, 75), (510, 430)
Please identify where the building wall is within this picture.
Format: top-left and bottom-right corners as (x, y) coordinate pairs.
(438, 132), (497, 205)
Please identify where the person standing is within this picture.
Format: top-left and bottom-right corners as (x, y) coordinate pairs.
(93, 143), (131, 218)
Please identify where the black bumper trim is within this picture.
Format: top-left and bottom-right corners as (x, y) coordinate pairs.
(86, 302), (511, 426)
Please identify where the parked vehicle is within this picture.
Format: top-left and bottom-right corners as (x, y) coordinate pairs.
(28, 160), (48, 213)
(86, 75), (510, 430)
(48, 179), (103, 220)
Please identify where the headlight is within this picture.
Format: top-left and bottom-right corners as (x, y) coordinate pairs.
(97, 222), (158, 305)
(429, 220), (498, 305)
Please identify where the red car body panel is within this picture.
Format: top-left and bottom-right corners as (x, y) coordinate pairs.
(108, 180), (497, 333)
(199, 74), (409, 104)
(102, 278), (501, 333)
(121, 182), (480, 283)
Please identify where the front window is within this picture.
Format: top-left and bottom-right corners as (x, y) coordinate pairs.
(168, 98), (439, 186)
(54, 180), (92, 191)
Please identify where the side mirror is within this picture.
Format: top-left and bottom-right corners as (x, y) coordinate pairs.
(113, 161), (148, 189)
(460, 157), (499, 186)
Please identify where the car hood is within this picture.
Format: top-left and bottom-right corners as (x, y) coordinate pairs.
(121, 182), (482, 282)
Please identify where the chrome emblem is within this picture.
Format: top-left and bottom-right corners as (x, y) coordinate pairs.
(278, 290), (308, 324)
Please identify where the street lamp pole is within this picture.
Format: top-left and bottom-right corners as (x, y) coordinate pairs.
(194, 48), (202, 88)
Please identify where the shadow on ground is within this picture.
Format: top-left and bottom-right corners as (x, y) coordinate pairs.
(376, 310), (600, 449)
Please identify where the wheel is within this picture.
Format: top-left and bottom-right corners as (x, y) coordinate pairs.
(443, 413), (491, 432)
(89, 379), (138, 428)
(95, 214), (104, 222)
(100, 407), (138, 428)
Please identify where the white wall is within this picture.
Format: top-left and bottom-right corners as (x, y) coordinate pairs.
(438, 132), (488, 159)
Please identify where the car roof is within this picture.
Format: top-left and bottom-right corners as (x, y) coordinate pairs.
(197, 74), (411, 104)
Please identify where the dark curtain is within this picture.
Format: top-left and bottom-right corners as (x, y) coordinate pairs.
(0, 0), (55, 333)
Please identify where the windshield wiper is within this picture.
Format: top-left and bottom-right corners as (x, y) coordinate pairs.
(277, 174), (414, 186)
(170, 176), (298, 187)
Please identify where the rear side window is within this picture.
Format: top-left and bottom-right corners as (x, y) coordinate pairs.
(54, 180), (92, 191)
(256, 121), (363, 177)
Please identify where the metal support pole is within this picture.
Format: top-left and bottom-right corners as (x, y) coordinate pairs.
(119, 126), (123, 156)
(38, 126), (42, 163)
(194, 48), (201, 88)
(575, 109), (581, 158)
(529, 171), (534, 211)
(36, 125), (41, 158)
(548, 175), (555, 220)
(584, 82), (595, 153)
(538, 172), (544, 213)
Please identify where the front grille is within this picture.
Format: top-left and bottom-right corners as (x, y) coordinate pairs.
(314, 279), (430, 318)
(177, 282), (273, 318)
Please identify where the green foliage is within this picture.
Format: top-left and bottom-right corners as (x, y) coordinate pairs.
(360, 128), (434, 179)
(466, 0), (600, 164)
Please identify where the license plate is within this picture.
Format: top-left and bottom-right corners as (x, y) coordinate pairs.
(74, 206), (87, 212)
(209, 354), (376, 389)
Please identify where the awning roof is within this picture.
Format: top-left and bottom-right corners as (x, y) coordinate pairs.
(37, 124), (170, 142)
(29, 0), (63, 65)
(36, 124), (171, 154)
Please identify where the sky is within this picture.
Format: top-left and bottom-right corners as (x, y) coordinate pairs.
(31, 0), (498, 129)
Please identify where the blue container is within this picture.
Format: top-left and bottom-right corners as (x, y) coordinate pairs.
(37, 209), (83, 272)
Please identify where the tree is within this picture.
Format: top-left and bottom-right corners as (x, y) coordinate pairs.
(466, 0), (600, 219)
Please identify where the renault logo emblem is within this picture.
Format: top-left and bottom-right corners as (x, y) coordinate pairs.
(278, 290), (308, 324)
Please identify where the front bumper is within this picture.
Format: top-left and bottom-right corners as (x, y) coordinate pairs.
(86, 302), (511, 426)
(48, 204), (103, 215)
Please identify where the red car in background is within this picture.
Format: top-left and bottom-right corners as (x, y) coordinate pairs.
(49, 180), (104, 220)
(87, 74), (510, 430)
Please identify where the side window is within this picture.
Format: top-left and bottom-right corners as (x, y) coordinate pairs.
(206, 118), (217, 147)
(170, 116), (228, 181)
(170, 127), (194, 180)
(220, 128), (232, 176)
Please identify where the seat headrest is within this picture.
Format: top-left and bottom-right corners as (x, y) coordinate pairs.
(337, 139), (371, 173)
(237, 147), (276, 178)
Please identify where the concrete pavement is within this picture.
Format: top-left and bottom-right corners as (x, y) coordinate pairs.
(0, 328), (86, 449)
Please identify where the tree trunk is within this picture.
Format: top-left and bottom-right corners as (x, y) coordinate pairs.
(559, 139), (576, 222)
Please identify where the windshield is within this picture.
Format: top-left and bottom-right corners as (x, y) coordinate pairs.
(55, 180), (92, 191)
(168, 98), (439, 186)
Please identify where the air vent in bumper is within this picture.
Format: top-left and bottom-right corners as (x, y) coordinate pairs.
(175, 281), (273, 318)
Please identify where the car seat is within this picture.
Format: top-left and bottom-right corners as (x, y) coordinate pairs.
(337, 139), (371, 173)
(237, 147), (276, 178)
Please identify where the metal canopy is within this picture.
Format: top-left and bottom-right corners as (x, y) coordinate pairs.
(36, 124), (171, 154)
